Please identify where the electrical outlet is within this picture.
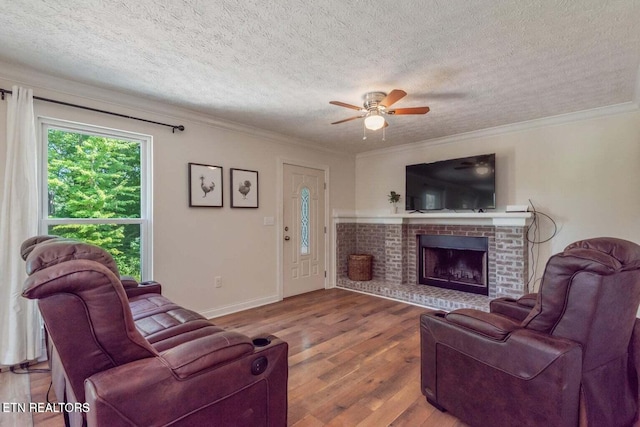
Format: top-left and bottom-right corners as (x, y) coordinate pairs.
(214, 276), (222, 288)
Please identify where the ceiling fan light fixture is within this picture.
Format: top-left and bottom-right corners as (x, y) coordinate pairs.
(364, 112), (385, 131)
(475, 165), (490, 175)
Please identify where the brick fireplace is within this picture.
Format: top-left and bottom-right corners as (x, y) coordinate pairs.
(418, 234), (489, 295)
(334, 212), (531, 311)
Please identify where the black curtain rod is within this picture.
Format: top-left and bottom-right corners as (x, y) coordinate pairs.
(0, 88), (185, 133)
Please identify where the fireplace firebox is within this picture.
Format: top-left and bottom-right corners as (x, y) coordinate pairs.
(418, 234), (489, 295)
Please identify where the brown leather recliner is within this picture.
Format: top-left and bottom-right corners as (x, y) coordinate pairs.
(420, 237), (640, 427)
(21, 237), (288, 427)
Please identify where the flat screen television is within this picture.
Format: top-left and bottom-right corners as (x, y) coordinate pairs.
(405, 154), (496, 211)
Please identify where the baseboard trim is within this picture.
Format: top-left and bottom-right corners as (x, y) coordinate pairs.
(200, 294), (282, 320)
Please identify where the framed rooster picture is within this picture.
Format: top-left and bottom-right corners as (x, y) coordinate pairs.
(230, 168), (259, 208)
(189, 163), (223, 207)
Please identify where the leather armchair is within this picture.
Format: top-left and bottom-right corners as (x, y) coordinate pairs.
(21, 237), (288, 427)
(421, 237), (640, 427)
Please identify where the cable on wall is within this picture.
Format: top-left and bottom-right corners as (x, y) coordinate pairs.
(525, 199), (558, 293)
(0, 87), (185, 133)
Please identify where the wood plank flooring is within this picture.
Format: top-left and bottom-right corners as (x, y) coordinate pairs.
(30, 365), (62, 427)
(23, 288), (466, 426)
(0, 365), (32, 427)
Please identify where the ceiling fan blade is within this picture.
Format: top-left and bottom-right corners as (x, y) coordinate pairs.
(380, 89), (407, 108)
(329, 101), (363, 111)
(331, 115), (365, 125)
(388, 106), (430, 115)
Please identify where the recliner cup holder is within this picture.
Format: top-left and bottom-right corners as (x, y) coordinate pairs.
(253, 337), (271, 347)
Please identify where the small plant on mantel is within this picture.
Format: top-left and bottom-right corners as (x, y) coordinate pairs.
(388, 191), (401, 214)
(388, 191), (401, 204)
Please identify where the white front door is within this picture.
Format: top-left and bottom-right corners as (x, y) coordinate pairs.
(282, 164), (326, 297)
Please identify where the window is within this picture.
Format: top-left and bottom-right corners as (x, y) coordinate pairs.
(425, 192), (438, 210)
(40, 119), (152, 280)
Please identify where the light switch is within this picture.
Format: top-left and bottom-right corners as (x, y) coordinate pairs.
(263, 216), (275, 226)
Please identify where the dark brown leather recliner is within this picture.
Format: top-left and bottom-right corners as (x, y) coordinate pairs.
(420, 237), (640, 427)
(21, 237), (288, 427)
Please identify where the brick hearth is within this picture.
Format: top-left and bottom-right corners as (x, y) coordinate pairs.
(335, 278), (493, 311)
(335, 216), (529, 312)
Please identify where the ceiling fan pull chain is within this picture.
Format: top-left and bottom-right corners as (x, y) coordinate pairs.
(362, 121), (367, 140)
(382, 124), (386, 141)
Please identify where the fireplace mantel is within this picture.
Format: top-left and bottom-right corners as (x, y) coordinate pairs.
(333, 210), (532, 227)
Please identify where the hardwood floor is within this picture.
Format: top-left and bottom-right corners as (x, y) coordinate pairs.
(25, 288), (466, 426)
(29, 364), (63, 427)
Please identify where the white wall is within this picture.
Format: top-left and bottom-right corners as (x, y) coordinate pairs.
(0, 65), (356, 317)
(3, 60), (638, 313)
(355, 108), (640, 290)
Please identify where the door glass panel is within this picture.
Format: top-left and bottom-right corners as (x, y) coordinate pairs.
(300, 187), (310, 255)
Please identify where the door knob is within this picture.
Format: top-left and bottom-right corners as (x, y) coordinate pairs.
(284, 236), (290, 241)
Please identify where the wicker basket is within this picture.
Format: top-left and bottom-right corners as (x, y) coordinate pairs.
(348, 254), (373, 281)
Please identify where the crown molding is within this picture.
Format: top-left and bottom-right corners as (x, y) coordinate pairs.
(1, 60), (635, 161)
(0, 60), (350, 157)
(356, 101), (639, 160)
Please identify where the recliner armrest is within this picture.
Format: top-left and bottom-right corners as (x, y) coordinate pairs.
(445, 309), (521, 340)
(490, 293), (537, 321)
(119, 275), (139, 288)
(124, 281), (162, 298)
(85, 338), (288, 427)
(161, 330), (254, 378)
(421, 310), (582, 379)
(420, 310), (583, 427)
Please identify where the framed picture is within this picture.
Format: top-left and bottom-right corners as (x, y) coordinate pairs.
(230, 168), (259, 208)
(189, 163), (223, 207)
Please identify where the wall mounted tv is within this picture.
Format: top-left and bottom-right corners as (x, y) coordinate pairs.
(405, 154), (496, 212)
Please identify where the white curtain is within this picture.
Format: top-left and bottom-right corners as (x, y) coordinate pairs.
(0, 86), (42, 365)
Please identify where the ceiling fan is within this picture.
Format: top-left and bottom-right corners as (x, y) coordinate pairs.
(330, 89), (430, 131)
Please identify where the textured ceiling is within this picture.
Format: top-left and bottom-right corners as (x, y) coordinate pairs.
(0, 0), (639, 154)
